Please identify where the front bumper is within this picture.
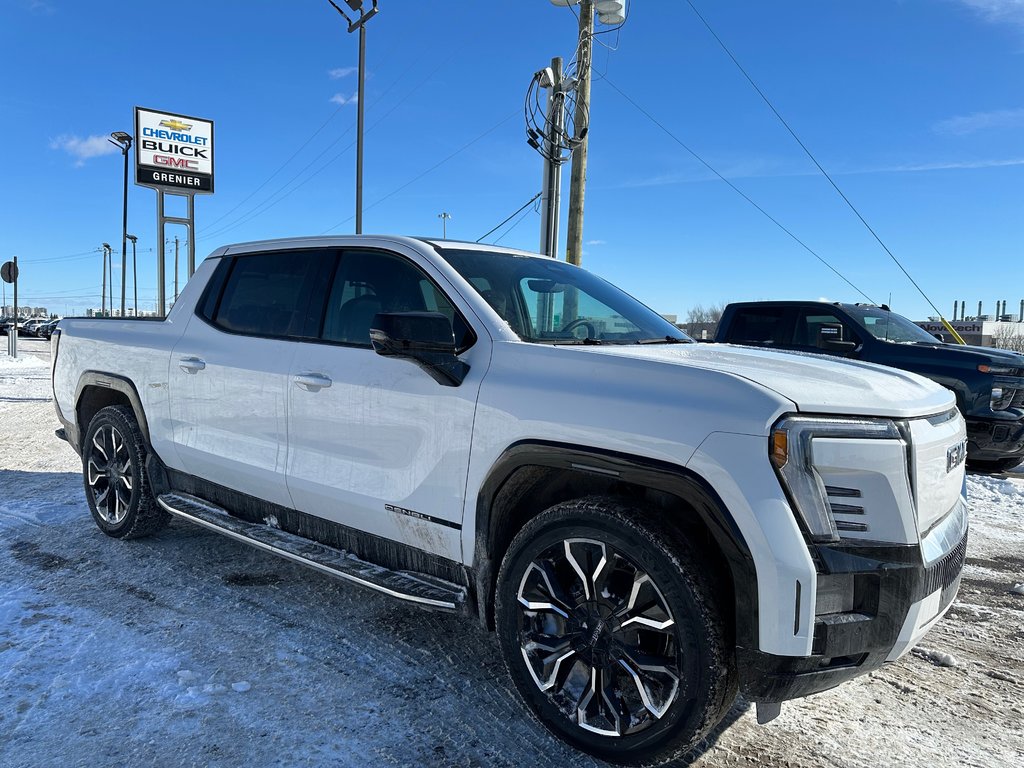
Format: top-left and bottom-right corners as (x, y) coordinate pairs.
(738, 501), (967, 703)
(966, 415), (1024, 462)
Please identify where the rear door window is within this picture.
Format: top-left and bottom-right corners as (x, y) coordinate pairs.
(726, 308), (791, 347)
(207, 251), (331, 339)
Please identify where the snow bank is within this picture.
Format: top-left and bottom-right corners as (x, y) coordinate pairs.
(0, 353), (47, 370)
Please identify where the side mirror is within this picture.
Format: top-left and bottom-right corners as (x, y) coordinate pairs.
(817, 323), (856, 354)
(369, 312), (470, 387)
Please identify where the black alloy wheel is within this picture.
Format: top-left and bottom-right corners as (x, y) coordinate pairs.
(516, 537), (681, 736)
(82, 405), (169, 539)
(86, 422), (134, 526)
(496, 497), (735, 766)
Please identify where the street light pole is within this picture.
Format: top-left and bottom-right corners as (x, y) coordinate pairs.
(101, 243), (111, 316)
(109, 132), (133, 317)
(356, 22), (366, 234)
(126, 234), (138, 315)
(326, 0), (379, 234)
(438, 211), (452, 238)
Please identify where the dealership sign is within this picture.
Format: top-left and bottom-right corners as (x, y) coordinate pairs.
(134, 107), (214, 193)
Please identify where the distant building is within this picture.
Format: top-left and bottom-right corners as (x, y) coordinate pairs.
(914, 318), (1024, 348)
(1, 305), (47, 317)
(83, 307), (160, 318)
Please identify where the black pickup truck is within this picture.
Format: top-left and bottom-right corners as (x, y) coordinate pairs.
(716, 301), (1024, 471)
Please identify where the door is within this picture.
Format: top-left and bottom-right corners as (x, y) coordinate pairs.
(286, 248), (487, 562)
(168, 249), (331, 506)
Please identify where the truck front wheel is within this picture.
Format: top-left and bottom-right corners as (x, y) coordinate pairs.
(495, 497), (735, 766)
(82, 405), (169, 539)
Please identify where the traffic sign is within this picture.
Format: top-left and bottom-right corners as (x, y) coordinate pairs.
(1, 260), (17, 284)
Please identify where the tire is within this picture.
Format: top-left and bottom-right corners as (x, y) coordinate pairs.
(495, 497), (736, 766)
(82, 405), (169, 539)
(966, 456), (1023, 473)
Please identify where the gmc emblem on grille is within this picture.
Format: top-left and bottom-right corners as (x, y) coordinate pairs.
(946, 439), (967, 473)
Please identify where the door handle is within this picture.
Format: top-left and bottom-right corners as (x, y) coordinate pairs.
(293, 372), (333, 392)
(178, 357), (206, 374)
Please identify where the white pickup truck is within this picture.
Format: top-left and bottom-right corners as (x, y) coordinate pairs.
(52, 236), (968, 766)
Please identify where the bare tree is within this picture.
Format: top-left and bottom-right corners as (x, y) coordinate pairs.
(683, 303), (726, 340)
(990, 325), (1024, 354)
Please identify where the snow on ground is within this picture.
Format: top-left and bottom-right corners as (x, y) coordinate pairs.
(1, 339), (1022, 767)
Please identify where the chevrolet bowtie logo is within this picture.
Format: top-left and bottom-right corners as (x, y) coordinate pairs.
(159, 119), (193, 132)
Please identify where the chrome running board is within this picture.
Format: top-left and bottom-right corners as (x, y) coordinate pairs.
(157, 492), (467, 612)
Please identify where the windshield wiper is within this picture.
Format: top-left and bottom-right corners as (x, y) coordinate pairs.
(548, 338), (603, 345)
(635, 336), (690, 345)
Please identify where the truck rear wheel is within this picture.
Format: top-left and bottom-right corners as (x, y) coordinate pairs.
(495, 497), (735, 766)
(82, 405), (169, 539)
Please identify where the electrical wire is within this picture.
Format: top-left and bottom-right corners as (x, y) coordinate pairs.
(476, 193), (542, 242)
(201, 101), (356, 233)
(493, 198), (540, 245)
(199, 54), (452, 243)
(321, 110), (518, 234)
(683, 0), (938, 314)
(600, 75), (876, 304)
(21, 249), (102, 264)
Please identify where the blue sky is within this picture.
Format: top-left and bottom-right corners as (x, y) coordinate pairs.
(2, 0), (1022, 320)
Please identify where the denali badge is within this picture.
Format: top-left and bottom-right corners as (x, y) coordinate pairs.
(946, 439), (967, 473)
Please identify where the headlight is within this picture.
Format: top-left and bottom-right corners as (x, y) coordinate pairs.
(770, 415), (904, 543)
(991, 386), (1015, 411)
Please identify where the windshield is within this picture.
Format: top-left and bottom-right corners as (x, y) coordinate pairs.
(845, 306), (941, 344)
(438, 248), (691, 345)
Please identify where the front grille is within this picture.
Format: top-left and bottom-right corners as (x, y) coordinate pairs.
(917, 531), (968, 599)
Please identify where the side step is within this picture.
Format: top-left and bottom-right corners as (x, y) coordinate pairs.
(157, 492), (468, 613)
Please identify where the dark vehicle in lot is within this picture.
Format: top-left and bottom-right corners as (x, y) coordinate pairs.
(716, 301), (1024, 471)
(36, 319), (60, 340)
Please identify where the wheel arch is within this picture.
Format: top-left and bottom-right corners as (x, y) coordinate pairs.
(75, 372), (152, 454)
(472, 441), (758, 650)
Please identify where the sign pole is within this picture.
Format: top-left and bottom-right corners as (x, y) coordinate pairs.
(157, 193), (166, 316)
(187, 194), (196, 276)
(11, 256), (17, 358)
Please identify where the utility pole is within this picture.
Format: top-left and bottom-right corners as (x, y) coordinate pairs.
(538, 57), (566, 261)
(438, 211), (452, 238)
(565, 0), (593, 269)
(101, 243), (110, 316)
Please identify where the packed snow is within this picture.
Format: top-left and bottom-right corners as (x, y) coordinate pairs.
(1, 341), (1022, 767)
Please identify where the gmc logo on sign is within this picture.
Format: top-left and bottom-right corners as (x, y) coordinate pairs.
(154, 155), (199, 170)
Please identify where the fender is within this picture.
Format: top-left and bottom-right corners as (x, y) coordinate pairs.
(73, 371), (153, 454)
(473, 440), (759, 650)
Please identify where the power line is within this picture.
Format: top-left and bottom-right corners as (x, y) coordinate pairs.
(599, 75), (875, 303)
(477, 193), (542, 242)
(322, 110), (518, 234)
(197, 54), (454, 243)
(494, 200), (540, 245)
(201, 103), (356, 233)
(20, 249), (101, 264)
(683, 0), (939, 314)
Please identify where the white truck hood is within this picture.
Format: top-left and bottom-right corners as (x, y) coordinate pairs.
(581, 342), (955, 418)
